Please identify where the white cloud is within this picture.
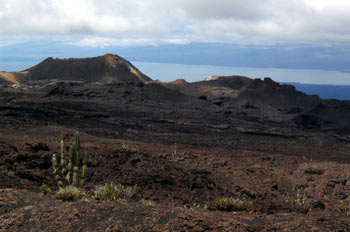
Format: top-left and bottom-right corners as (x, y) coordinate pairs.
(70, 36), (190, 48)
(0, 40), (18, 47)
(1, 0), (350, 47)
(71, 37), (158, 47)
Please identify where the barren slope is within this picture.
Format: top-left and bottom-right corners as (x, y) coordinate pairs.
(3, 54), (152, 84)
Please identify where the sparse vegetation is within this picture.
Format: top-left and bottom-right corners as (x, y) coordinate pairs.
(288, 187), (308, 206)
(93, 183), (137, 202)
(56, 185), (84, 201)
(40, 183), (52, 195)
(52, 131), (88, 188)
(121, 142), (129, 150)
(184, 202), (210, 211)
(23, 135), (30, 144)
(173, 142), (177, 160)
(215, 196), (253, 212)
(141, 199), (156, 207)
(338, 200), (350, 213)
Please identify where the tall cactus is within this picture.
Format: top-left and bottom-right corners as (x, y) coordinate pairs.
(80, 151), (88, 187)
(52, 131), (88, 188)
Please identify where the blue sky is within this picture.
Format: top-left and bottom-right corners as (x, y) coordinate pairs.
(1, 0), (350, 73)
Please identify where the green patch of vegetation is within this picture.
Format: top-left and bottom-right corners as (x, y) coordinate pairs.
(40, 184), (52, 196)
(93, 183), (137, 202)
(121, 140), (130, 150)
(215, 196), (253, 212)
(288, 187), (308, 206)
(338, 200), (350, 213)
(56, 185), (84, 201)
(141, 199), (156, 207)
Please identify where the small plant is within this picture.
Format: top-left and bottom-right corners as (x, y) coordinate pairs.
(93, 183), (137, 201)
(184, 203), (210, 211)
(288, 187), (308, 206)
(338, 200), (350, 213)
(40, 183), (52, 195)
(141, 199), (156, 207)
(173, 142), (177, 160)
(56, 185), (84, 201)
(24, 135), (30, 144)
(215, 196), (253, 212)
(52, 131), (88, 188)
(121, 143), (129, 150)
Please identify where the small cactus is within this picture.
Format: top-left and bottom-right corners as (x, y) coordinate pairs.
(80, 151), (88, 187)
(173, 142), (177, 160)
(52, 131), (88, 188)
(75, 131), (80, 151)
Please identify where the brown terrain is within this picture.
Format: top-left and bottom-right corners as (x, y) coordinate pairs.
(1, 54), (350, 231)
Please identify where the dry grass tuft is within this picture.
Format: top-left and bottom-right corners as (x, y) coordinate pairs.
(93, 183), (137, 202)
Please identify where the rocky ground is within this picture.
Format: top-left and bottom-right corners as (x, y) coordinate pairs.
(1, 72), (350, 231)
(2, 126), (350, 231)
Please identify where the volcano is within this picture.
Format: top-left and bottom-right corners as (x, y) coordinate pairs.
(0, 54), (152, 84)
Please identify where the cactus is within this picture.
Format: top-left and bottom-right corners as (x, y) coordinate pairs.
(172, 142), (177, 160)
(80, 151), (88, 187)
(51, 131), (88, 188)
(73, 167), (78, 187)
(75, 133), (80, 150)
(52, 154), (62, 186)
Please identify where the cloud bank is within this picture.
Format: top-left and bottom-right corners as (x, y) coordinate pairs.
(1, 0), (350, 47)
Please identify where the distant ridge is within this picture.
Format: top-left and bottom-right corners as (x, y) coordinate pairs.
(0, 54), (152, 84)
(163, 75), (321, 107)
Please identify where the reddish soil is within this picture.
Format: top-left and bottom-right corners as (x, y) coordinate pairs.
(1, 127), (350, 231)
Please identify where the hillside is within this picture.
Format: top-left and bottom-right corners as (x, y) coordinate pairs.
(0, 54), (152, 84)
(0, 71), (30, 84)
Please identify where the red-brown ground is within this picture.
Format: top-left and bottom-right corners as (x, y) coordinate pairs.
(1, 126), (350, 231)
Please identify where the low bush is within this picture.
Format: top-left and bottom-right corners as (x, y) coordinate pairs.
(93, 183), (137, 202)
(56, 185), (84, 201)
(288, 187), (308, 206)
(215, 196), (253, 212)
(338, 200), (350, 213)
(40, 184), (52, 196)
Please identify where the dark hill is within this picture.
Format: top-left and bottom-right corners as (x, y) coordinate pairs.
(238, 77), (321, 107)
(164, 75), (321, 108)
(22, 54), (152, 83)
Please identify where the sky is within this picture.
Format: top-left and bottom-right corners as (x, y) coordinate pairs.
(1, 0), (350, 76)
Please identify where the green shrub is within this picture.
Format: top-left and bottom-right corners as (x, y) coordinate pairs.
(215, 196), (253, 212)
(288, 187), (308, 206)
(93, 183), (137, 202)
(56, 185), (84, 201)
(40, 184), (52, 196)
(338, 200), (350, 213)
(141, 199), (156, 207)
